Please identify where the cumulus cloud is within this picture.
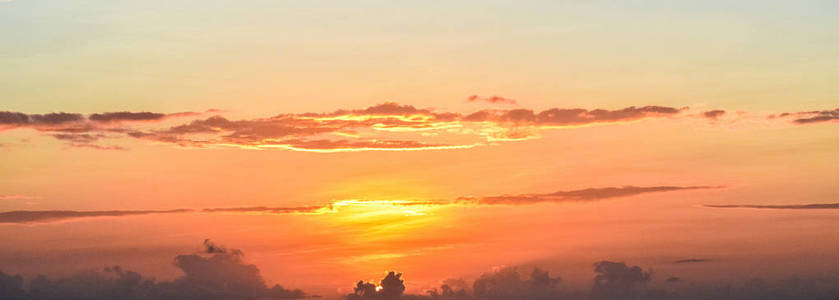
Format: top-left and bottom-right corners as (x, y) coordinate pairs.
(704, 203), (839, 210)
(466, 95), (517, 105)
(0, 240), (307, 300)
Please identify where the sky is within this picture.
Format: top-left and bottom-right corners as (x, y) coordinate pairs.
(1, 1), (838, 299)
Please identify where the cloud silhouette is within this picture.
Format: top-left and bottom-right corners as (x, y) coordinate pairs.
(89, 112), (167, 123)
(673, 259), (709, 264)
(0, 240), (307, 300)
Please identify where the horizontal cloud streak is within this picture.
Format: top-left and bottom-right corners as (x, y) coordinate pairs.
(705, 203), (839, 209)
(459, 185), (719, 205)
(0, 185), (718, 224)
(769, 108), (839, 124)
(0, 209), (193, 224)
(467, 95), (517, 105)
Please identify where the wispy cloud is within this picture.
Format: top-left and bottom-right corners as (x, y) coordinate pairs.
(769, 108), (839, 124)
(467, 95), (517, 105)
(0, 195), (41, 201)
(0, 209), (193, 224)
(705, 203), (839, 210)
(458, 185), (720, 205)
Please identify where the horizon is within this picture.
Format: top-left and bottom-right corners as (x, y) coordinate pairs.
(2, 1), (838, 299)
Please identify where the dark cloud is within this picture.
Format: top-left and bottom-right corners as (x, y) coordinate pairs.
(52, 133), (105, 143)
(769, 108), (839, 124)
(471, 267), (562, 300)
(705, 203), (839, 210)
(702, 110), (725, 120)
(665, 277), (681, 283)
(0, 209), (193, 224)
(793, 108), (839, 124)
(673, 259), (709, 264)
(347, 271), (406, 300)
(466, 95), (517, 105)
(591, 261), (652, 299)
(89, 112), (167, 123)
(0, 112), (84, 128)
(462, 185), (719, 205)
(0, 241), (307, 300)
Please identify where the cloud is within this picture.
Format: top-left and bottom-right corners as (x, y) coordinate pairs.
(592, 261), (652, 299)
(0, 240), (307, 300)
(89, 112), (167, 123)
(0, 184), (718, 224)
(139, 103), (685, 151)
(704, 203), (839, 210)
(463, 106), (683, 126)
(1, 102), (689, 152)
(65, 143), (127, 151)
(460, 185), (719, 205)
(0, 195), (40, 201)
(202, 206), (325, 214)
(0, 209), (193, 224)
(673, 259), (709, 264)
(0, 111), (84, 128)
(467, 95), (517, 105)
(702, 110), (726, 120)
(769, 108), (839, 124)
(258, 139), (477, 153)
(0, 110), (206, 150)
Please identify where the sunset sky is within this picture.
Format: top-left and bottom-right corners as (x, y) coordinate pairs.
(1, 1), (838, 299)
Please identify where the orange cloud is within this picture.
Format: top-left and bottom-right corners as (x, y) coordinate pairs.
(0, 103), (690, 152)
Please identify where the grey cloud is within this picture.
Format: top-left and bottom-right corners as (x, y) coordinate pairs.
(89, 112), (167, 123)
(673, 259), (709, 264)
(0, 209), (193, 224)
(0, 241), (307, 300)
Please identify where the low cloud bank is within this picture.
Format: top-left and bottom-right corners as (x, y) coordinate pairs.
(3, 243), (839, 299)
(351, 261), (839, 300)
(0, 240), (306, 300)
